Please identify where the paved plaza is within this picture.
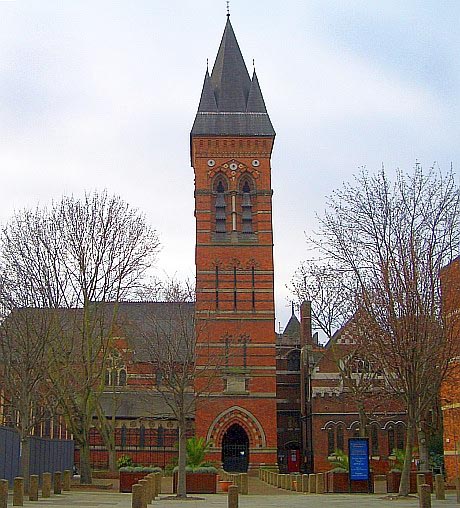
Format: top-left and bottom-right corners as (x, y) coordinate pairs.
(4, 478), (460, 508)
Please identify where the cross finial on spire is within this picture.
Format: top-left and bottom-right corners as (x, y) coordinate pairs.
(291, 301), (295, 316)
(206, 58), (209, 71)
(226, 0), (230, 17)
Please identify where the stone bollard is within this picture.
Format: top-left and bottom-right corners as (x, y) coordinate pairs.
(13, 477), (24, 506)
(42, 473), (51, 498)
(155, 472), (161, 495)
(434, 474), (445, 500)
(0, 479), (8, 508)
(139, 479), (149, 507)
(456, 477), (460, 503)
(286, 474), (292, 490)
(132, 483), (145, 508)
(316, 473), (325, 494)
(63, 470), (71, 491)
(374, 474), (387, 494)
(302, 474), (309, 493)
(54, 471), (62, 495)
(309, 473), (316, 493)
(147, 474), (156, 502)
(419, 484), (431, 508)
(277, 473), (282, 488)
(29, 475), (39, 501)
(239, 473), (248, 495)
(228, 485), (238, 508)
(234, 474), (242, 493)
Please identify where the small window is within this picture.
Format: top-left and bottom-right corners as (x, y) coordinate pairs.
(396, 424), (405, 450)
(241, 180), (253, 233)
(139, 425), (146, 449)
(215, 180), (227, 233)
(287, 350), (300, 371)
(119, 369), (127, 386)
(157, 425), (164, 447)
(121, 425), (127, 448)
(388, 426), (395, 455)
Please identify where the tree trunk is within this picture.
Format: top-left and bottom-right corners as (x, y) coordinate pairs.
(358, 402), (368, 437)
(398, 419), (414, 496)
(176, 415), (187, 498)
(20, 437), (30, 493)
(108, 444), (116, 472)
(417, 425), (429, 472)
(79, 441), (93, 484)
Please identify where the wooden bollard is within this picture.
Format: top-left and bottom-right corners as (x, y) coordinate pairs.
(419, 484), (431, 508)
(13, 477), (24, 506)
(42, 472), (51, 497)
(147, 474), (155, 502)
(239, 473), (248, 495)
(316, 472), (325, 494)
(417, 473), (425, 493)
(456, 477), (460, 503)
(374, 474), (387, 494)
(296, 474), (302, 492)
(302, 474), (309, 493)
(54, 471), (62, 494)
(0, 479), (8, 508)
(228, 485), (238, 508)
(29, 475), (39, 501)
(132, 483), (145, 508)
(309, 473), (316, 493)
(286, 474), (292, 490)
(63, 470), (71, 491)
(434, 474), (445, 500)
(155, 472), (161, 495)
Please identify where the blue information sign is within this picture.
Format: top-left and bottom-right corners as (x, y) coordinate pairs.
(348, 438), (370, 481)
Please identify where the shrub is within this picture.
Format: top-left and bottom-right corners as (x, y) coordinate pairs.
(117, 455), (133, 469)
(328, 449), (349, 472)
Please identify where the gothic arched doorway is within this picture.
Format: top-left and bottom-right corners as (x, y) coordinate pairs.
(222, 424), (249, 472)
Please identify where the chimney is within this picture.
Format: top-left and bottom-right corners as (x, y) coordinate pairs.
(300, 300), (313, 346)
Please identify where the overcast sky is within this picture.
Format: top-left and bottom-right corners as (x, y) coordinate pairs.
(1, 1), (459, 330)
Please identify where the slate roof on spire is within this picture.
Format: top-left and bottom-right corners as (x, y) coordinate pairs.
(191, 18), (275, 137)
(246, 70), (268, 113)
(197, 70), (218, 112)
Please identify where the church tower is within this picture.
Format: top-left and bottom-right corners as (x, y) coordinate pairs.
(191, 14), (277, 471)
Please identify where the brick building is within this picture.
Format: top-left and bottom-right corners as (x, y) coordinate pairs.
(440, 257), (460, 483)
(276, 302), (408, 474)
(191, 14), (278, 472)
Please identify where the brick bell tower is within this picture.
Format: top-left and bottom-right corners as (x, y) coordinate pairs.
(191, 14), (277, 471)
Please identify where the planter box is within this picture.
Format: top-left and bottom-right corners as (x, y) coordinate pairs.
(387, 472), (432, 494)
(327, 472), (373, 493)
(119, 471), (151, 493)
(173, 472), (217, 494)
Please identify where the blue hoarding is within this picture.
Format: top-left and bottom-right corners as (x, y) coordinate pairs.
(348, 438), (370, 481)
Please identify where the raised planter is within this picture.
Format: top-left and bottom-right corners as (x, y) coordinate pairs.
(387, 471), (432, 494)
(327, 471), (373, 493)
(219, 480), (233, 492)
(173, 472), (217, 494)
(119, 468), (162, 493)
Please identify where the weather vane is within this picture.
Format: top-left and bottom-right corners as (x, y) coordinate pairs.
(226, 1), (230, 17)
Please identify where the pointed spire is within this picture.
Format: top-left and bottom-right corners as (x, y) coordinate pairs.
(246, 70), (268, 113)
(197, 69), (218, 112)
(210, 17), (251, 112)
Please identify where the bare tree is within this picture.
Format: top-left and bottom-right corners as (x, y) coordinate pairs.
(0, 191), (159, 484)
(139, 280), (229, 498)
(313, 164), (460, 495)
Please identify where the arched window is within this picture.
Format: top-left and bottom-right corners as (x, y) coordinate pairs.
(287, 350), (301, 371)
(336, 425), (344, 452)
(139, 425), (146, 449)
(215, 179), (227, 233)
(396, 424), (405, 450)
(119, 369), (127, 386)
(240, 179), (253, 233)
(327, 427), (335, 456)
(157, 425), (164, 447)
(110, 370), (118, 386)
(388, 425), (395, 455)
(121, 424), (127, 448)
(371, 424), (379, 455)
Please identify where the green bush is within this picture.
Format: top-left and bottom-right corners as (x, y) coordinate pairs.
(119, 466), (162, 473)
(328, 449), (349, 472)
(173, 465), (218, 474)
(186, 437), (212, 469)
(117, 455), (133, 469)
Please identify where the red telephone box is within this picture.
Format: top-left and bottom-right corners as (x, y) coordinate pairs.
(287, 449), (300, 472)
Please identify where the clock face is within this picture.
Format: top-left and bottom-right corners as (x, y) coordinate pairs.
(207, 159), (216, 167)
(252, 159), (260, 167)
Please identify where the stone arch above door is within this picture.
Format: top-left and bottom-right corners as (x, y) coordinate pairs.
(206, 406), (266, 448)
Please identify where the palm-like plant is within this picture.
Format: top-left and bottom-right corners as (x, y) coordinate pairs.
(186, 437), (212, 470)
(328, 449), (349, 472)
